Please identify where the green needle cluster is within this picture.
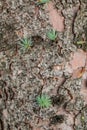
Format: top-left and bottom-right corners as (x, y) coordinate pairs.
(37, 94), (52, 108)
(18, 38), (33, 51)
(38, 0), (50, 4)
(47, 29), (57, 41)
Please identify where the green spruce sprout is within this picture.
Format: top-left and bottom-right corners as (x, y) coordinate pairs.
(47, 29), (57, 41)
(18, 37), (33, 51)
(37, 94), (52, 108)
(76, 40), (86, 45)
(38, 0), (50, 4)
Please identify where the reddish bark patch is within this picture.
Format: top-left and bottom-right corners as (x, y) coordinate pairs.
(46, 1), (64, 32)
(65, 49), (87, 79)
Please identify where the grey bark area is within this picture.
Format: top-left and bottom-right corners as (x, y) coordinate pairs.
(0, 0), (87, 130)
